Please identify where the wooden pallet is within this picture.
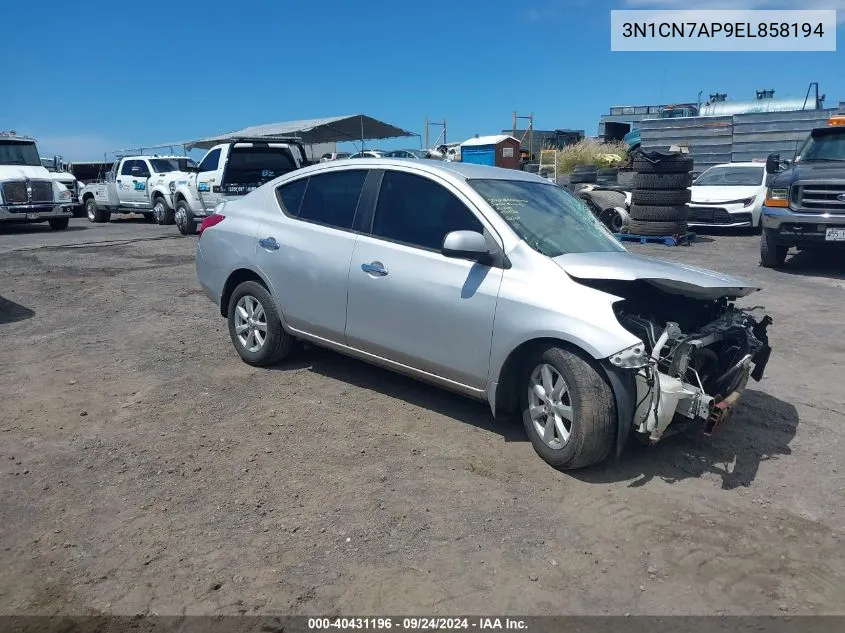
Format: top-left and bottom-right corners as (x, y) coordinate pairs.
(614, 231), (696, 246)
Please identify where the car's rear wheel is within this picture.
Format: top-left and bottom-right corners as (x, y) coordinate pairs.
(227, 281), (295, 366)
(760, 228), (788, 268)
(153, 197), (174, 225)
(519, 346), (616, 470)
(48, 217), (69, 230)
(86, 198), (110, 223)
(174, 200), (196, 236)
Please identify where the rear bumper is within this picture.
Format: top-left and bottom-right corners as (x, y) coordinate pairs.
(0, 203), (73, 221)
(762, 205), (845, 246)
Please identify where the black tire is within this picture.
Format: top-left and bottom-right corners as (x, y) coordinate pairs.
(629, 204), (689, 222)
(143, 213), (156, 223)
(597, 168), (618, 178)
(85, 197), (110, 223)
(633, 154), (694, 174)
(627, 219), (688, 236)
(227, 281), (295, 367)
(48, 217), (69, 231)
(569, 172), (597, 184)
(760, 228), (788, 268)
(631, 189), (691, 206)
(632, 172), (694, 190)
(524, 163), (540, 174)
(174, 200), (196, 236)
(519, 345), (616, 470)
(580, 189), (627, 214)
(152, 196), (175, 225)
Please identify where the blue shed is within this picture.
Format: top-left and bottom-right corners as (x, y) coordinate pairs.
(460, 135), (521, 169)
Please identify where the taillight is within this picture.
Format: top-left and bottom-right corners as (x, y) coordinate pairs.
(198, 213), (225, 237)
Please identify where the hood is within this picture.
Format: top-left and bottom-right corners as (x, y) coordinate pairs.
(48, 172), (76, 184)
(0, 165), (53, 180)
(553, 251), (759, 300)
(690, 184), (762, 203)
(774, 162), (845, 186)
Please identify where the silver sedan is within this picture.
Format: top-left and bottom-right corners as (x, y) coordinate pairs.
(196, 159), (772, 470)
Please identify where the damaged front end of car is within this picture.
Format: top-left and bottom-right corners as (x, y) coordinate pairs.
(557, 253), (773, 444)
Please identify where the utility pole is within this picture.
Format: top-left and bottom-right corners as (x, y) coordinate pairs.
(513, 111), (534, 158)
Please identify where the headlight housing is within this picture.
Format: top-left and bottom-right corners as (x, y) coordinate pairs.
(169, 181), (176, 193)
(742, 197), (755, 207)
(609, 342), (648, 369)
(765, 187), (789, 208)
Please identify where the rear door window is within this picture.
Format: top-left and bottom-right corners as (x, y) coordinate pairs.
(276, 178), (308, 216)
(371, 170), (483, 250)
(198, 148), (221, 172)
(297, 170), (367, 230)
(120, 160), (135, 176)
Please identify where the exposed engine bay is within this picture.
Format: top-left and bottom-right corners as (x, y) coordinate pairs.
(582, 278), (773, 441)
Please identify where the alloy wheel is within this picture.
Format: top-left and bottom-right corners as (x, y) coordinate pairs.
(234, 295), (268, 353)
(527, 363), (574, 449)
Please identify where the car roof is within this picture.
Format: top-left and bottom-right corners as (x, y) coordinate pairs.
(287, 157), (548, 184)
(705, 162), (766, 169)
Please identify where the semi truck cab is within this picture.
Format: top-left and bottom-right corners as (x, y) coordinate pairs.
(760, 114), (845, 267)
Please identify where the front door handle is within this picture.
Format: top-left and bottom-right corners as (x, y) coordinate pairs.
(259, 237), (279, 251)
(361, 261), (388, 276)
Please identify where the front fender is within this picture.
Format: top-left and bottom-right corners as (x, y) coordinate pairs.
(172, 185), (198, 211)
(149, 186), (175, 208)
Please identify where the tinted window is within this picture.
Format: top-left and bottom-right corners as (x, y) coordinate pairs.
(297, 170), (367, 230)
(276, 178), (308, 216)
(120, 160), (135, 175)
(222, 146), (297, 185)
(372, 171), (483, 250)
(0, 141), (41, 166)
(198, 148), (221, 172)
(134, 161), (151, 176)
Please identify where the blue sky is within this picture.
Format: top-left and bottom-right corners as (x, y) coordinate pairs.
(1, 0), (842, 160)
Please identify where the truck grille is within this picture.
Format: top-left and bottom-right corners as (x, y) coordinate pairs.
(1, 181), (28, 203)
(1, 179), (54, 204)
(798, 184), (845, 212)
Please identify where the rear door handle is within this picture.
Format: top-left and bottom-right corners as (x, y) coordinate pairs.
(259, 237), (279, 251)
(361, 261), (388, 276)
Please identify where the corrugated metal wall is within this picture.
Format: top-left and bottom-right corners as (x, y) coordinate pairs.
(638, 116), (733, 173)
(731, 110), (836, 162)
(638, 107), (841, 174)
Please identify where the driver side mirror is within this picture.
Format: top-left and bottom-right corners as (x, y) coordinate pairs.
(765, 153), (781, 174)
(442, 230), (491, 264)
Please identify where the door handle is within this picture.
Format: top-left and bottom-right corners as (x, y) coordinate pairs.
(259, 237), (279, 251)
(361, 261), (388, 276)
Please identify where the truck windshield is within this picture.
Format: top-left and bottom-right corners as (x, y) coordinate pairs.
(221, 147), (297, 185)
(468, 179), (625, 257)
(150, 159), (180, 173)
(795, 129), (845, 162)
(0, 141), (41, 166)
(694, 166), (764, 186)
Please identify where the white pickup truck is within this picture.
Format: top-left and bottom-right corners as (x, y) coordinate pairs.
(79, 155), (199, 224)
(0, 131), (73, 230)
(171, 138), (307, 235)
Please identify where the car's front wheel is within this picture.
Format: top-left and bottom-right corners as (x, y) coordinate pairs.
(760, 228), (788, 268)
(227, 281), (295, 366)
(153, 197), (174, 225)
(174, 200), (196, 236)
(519, 346), (616, 470)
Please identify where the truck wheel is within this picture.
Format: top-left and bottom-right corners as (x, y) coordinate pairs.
(519, 345), (616, 470)
(174, 200), (196, 236)
(86, 198), (110, 223)
(760, 228), (788, 268)
(227, 281), (295, 366)
(48, 217), (70, 231)
(152, 197), (175, 225)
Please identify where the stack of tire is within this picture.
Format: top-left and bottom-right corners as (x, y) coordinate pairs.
(628, 153), (694, 236)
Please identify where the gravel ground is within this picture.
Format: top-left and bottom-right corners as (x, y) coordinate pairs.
(1, 218), (843, 616)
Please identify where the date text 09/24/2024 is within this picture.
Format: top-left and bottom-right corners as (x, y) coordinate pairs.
(308, 618), (528, 630)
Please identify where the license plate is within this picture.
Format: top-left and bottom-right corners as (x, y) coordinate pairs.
(26, 213), (40, 220)
(825, 228), (845, 241)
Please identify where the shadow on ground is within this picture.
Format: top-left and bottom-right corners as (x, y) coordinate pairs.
(573, 389), (799, 490)
(0, 224), (86, 236)
(0, 295), (35, 324)
(776, 249), (845, 281)
(272, 345), (527, 443)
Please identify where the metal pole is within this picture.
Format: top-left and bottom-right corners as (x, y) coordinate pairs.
(442, 119), (447, 146)
(424, 117), (429, 149)
(512, 111), (517, 137)
(360, 115), (365, 151)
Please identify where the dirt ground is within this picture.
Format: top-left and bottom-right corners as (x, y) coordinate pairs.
(1, 218), (844, 616)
